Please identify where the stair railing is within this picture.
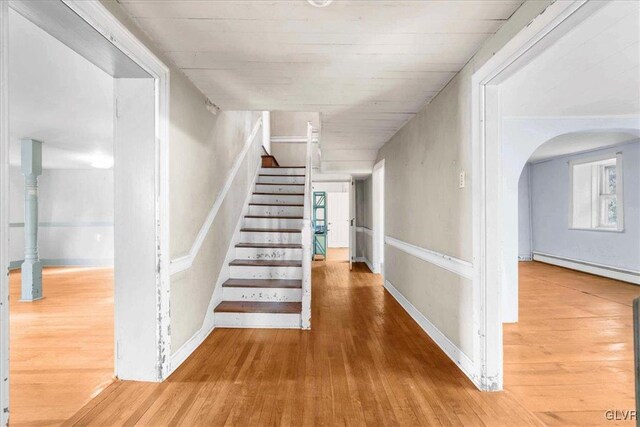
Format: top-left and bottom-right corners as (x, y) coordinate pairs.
(301, 121), (313, 329)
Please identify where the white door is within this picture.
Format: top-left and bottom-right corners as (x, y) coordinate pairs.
(327, 192), (349, 247)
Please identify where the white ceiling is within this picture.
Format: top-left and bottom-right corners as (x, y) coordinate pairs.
(9, 8), (114, 169)
(501, 1), (640, 118)
(118, 0), (524, 172)
(530, 131), (639, 162)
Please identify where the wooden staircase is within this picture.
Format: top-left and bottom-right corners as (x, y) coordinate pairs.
(214, 166), (307, 328)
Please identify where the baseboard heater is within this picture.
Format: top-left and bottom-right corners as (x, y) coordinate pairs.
(533, 252), (640, 285)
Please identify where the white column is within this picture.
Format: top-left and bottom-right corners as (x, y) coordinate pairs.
(20, 138), (43, 302)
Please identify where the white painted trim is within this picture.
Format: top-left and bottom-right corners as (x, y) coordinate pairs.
(0, 1), (9, 422)
(170, 117), (263, 275)
(170, 161), (262, 375)
(385, 236), (473, 280)
(533, 252), (640, 285)
(214, 312), (301, 329)
(61, 0), (172, 380)
(271, 135), (318, 144)
(471, 0), (595, 391)
(384, 280), (477, 385)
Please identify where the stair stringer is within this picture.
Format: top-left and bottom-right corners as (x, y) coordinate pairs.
(169, 161), (262, 374)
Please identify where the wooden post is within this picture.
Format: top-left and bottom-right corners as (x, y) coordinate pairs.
(20, 138), (43, 301)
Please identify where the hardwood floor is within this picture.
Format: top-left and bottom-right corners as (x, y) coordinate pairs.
(12, 259), (638, 425)
(65, 258), (541, 426)
(9, 267), (114, 426)
(505, 261), (639, 426)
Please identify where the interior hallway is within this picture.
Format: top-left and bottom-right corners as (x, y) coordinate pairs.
(505, 262), (638, 426)
(9, 267), (114, 426)
(65, 250), (539, 426)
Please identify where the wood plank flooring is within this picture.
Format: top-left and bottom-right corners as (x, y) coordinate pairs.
(505, 261), (639, 426)
(9, 267), (114, 426)
(65, 253), (542, 426)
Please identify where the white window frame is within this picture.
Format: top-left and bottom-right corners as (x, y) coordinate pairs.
(569, 152), (624, 232)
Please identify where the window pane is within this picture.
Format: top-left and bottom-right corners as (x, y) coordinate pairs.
(600, 196), (617, 227)
(603, 165), (616, 194)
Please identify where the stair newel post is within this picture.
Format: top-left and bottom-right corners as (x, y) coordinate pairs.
(301, 121), (313, 329)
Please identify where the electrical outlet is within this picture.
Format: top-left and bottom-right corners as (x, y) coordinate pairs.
(459, 171), (466, 188)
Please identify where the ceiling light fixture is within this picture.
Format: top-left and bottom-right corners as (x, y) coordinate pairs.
(307, 0), (334, 7)
(89, 152), (114, 169)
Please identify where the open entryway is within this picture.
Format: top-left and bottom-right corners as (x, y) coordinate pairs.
(0, 1), (171, 424)
(473, 0), (639, 418)
(312, 181), (351, 262)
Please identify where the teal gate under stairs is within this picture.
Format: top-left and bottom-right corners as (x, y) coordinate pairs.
(313, 191), (327, 260)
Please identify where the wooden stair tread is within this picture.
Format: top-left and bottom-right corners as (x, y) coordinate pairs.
(249, 203), (303, 207)
(258, 174), (305, 177)
(230, 259), (302, 267)
(222, 279), (302, 289)
(257, 183), (304, 186)
(235, 243), (302, 249)
(253, 192), (304, 196)
(241, 228), (301, 233)
(245, 215), (303, 219)
(214, 301), (301, 314)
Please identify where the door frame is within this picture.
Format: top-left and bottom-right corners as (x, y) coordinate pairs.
(470, 0), (602, 391)
(0, 1), (171, 421)
(372, 159), (385, 275)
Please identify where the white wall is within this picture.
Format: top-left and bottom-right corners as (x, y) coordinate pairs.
(522, 141), (640, 272)
(269, 111), (319, 166)
(9, 167), (114, 267)
(270, 111), (319, 137)
(373, 1), (555, 381)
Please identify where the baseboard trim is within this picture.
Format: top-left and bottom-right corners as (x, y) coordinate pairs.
(169, 322), (216, 376)
(9, 258), (114, 270)
(383, 279), (477, 386)
(533, 252), (640, 285)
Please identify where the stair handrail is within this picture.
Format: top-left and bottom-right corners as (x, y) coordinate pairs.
(301, 121), (313, 329)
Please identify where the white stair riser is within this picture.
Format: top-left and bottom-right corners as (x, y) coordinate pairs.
(215, 312), (301, 328)
(244, 217), (302, 229)
(252, 194), (304, 205)
(249, 205), (304, 216)
(235, 247), (303, 261)
(257, 175), (304, 185)
(259, 168), (305, 176)
(222, 287), (302, 302)
(230, 265), (302, 280)
(255, 184), (305, 194)
(240, 231), (301, 244)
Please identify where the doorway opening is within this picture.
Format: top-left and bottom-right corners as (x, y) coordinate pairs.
(8, 7), (116, 422)
(473, 0), (639, 410)
(0, 1), (171, 423)
(312, 181), (351, 262)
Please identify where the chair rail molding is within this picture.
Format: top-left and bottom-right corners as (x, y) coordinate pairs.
(385, 235), (473, 280)
(170, 117), (263, 275)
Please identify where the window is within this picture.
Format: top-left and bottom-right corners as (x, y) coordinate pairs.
(570, 154), (623, 231)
